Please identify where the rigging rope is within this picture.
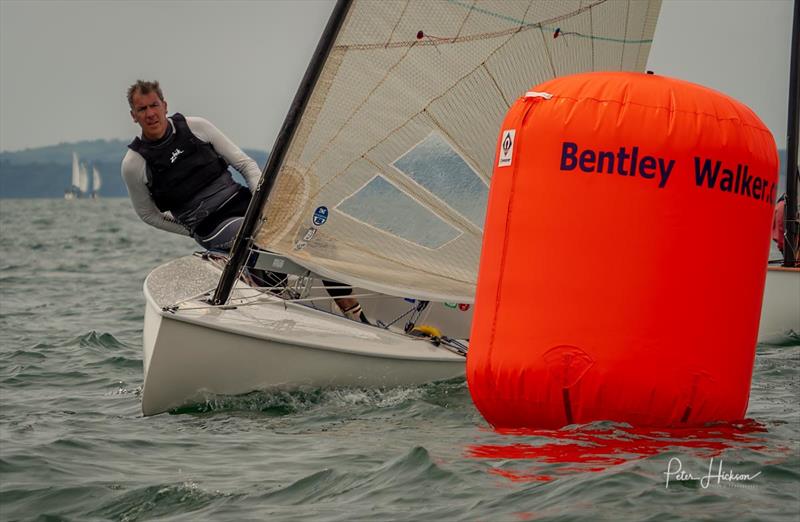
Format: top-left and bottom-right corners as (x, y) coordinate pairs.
(168, 291), (380, 313)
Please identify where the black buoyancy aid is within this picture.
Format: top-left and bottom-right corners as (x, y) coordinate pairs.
(128, 113), (230, 213)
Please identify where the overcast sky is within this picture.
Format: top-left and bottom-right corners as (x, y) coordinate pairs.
(0, 0), (794, 153)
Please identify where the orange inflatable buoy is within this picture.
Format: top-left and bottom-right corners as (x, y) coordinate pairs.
(467, 72), (778, 429)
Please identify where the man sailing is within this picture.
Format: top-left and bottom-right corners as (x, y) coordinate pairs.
(121, 80), (368, 323)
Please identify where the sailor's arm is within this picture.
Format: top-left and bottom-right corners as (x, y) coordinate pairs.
(185, 116), (262, 191)
(121, 150), (191, 236)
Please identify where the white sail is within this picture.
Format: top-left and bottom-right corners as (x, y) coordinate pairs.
(92, 166), (102, 192)
(253, 0), (662, 302)
(78, 162), (89, 194)
(71, 152), (81, 187)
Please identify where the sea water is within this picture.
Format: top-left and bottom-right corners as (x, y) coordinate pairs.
(1, 198), (798, 521)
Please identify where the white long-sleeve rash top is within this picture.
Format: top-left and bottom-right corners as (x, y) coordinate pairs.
(121, 116), (262, 236)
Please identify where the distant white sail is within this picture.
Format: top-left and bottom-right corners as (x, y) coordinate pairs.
(78, 162), (89, 194)
(71, 152), (81, 188)
(66, 152), (81, 199)
(253, 0), (662, 302)
(92, 166), (102, 192)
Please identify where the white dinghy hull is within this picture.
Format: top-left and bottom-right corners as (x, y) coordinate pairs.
(141, 256), (466, 416)
(142, 257), (797, 416)
(760, 266), (800, 342)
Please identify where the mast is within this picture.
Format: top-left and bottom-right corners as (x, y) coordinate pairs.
(783, 0), (799, 267)
(212, 0), (353, 305)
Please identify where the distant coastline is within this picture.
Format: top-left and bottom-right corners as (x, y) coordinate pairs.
(0, 139), (268, 198)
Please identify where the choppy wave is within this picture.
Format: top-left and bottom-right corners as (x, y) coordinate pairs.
(171, 378), (467, 417)
(87, 482), (233, 522)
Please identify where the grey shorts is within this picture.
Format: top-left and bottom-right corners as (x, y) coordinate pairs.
(193, 216), (244, 252)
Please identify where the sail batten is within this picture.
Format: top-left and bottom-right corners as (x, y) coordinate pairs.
(253, 0), (662, 301)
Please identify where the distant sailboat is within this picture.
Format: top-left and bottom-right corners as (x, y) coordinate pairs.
(91, 165), (102, 199)
(64, 152), (82, 199)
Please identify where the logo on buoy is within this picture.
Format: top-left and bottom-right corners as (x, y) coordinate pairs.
(498, 130), (515, 167)
(312, 206), (329, 226)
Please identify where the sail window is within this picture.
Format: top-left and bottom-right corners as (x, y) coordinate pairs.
(337, 175), (460, 249)
(392, 133), (489, 229)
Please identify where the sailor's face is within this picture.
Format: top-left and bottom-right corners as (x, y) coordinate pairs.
(130, 91), (168, 140)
